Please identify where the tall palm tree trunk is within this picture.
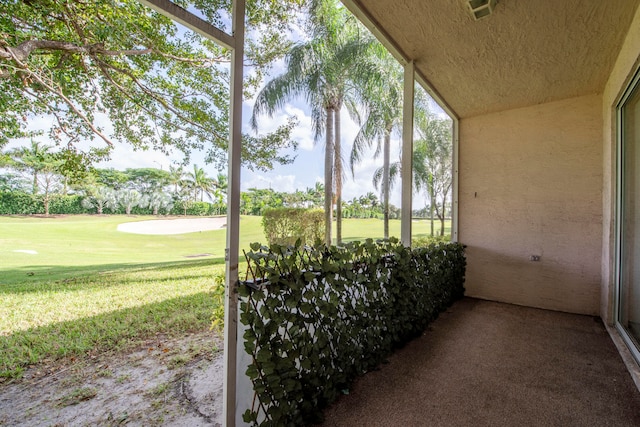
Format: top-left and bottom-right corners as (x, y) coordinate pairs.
(335, 105), (343, 244)
(383, 131), (390, 239)
(324, 106), (334, 246)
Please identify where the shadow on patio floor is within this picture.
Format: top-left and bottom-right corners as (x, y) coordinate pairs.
(320, 298), (640, 426)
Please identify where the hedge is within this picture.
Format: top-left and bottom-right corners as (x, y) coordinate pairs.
(0, 191), (223, 216)
(262, 208), (324, 246)
(239, 239), (466, 426)
(0, 192), (42, 214)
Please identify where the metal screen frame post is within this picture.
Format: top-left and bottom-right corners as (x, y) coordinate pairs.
(224, 1), (245, 425)
(401, 61), (415, 246)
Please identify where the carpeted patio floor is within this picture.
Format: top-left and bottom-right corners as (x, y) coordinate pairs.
(320, 298), (640, 426)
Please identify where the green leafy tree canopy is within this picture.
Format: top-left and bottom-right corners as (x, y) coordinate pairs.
(0, 0), (302, 171)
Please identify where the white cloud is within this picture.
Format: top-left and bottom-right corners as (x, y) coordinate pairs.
(241, 173), (298, 193)
(95, 144), (184, 171)
(248, 102), (316, 151)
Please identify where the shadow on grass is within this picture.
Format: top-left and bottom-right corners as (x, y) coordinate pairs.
(0, 291), (220, 379)
(0, 258), (227, 293)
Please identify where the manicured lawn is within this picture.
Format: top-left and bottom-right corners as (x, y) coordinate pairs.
(0, 214), (265, 285)
(0, 214), (450, 379)
(0, 214), (265, 379)
(339, 217), (451, 242)
(0, 260), (223, 379)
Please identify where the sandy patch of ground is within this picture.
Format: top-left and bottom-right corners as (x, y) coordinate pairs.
(0, 331), (224, 426)
(117, 217), (227, 235)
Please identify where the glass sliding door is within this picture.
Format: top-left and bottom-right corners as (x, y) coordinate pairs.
(618, 70), (640, 356)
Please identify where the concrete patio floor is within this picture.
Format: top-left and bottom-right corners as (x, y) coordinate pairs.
(320, 298), (640, 426)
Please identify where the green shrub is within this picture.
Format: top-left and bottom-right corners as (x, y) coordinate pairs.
(0, 191), (42, 214)
(170, 201), (212, 216)
(261, 208), (324, 246)
(130, 205), (154, 215)
(412, 234), (451, 247)
(48, 195), (91, 214)
(239, 239), (466, 426)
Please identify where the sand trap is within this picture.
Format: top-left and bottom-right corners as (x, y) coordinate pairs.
(117, 217), (227, 235)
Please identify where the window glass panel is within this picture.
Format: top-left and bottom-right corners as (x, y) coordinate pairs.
(619, 79), (640, 344)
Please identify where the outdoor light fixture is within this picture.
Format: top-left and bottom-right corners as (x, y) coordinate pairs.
(468, 0), (497, 20)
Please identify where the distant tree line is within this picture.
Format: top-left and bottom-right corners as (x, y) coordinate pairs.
(0, 141), (227, 216)
(239, 185), (397, 220)
(0, 141), (396, 218)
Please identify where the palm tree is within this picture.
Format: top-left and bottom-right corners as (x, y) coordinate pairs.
(349, 52), (404, 239)
(251, 0), (375, 245)
(116, 188), (143, 215)
(6, 140), (53, 194)
(82, 186), (117, 214)
(215, 173), (227, 202)
(143, 191), (174, 215)
(187, 164), (215, 202)
(168, 165), (185, 194)
(375, 103), (454, 237)
(6, 140), (63, 215)
(212, 173), (228, 214)
(413, 107), (453, 236)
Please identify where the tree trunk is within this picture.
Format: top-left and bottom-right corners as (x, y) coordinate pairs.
(429, 183), (435, 237)
(324, 106), (334, 246)
(335, 106), (342, 244)
(43, 181), (50, 215)
(383, 131), (390, 239)
(32, 172), (38, 194)
(439, 187), (450, 236)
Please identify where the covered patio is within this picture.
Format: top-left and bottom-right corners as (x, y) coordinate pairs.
(320, 298), (640, 426)
(142, 0), (640, 424)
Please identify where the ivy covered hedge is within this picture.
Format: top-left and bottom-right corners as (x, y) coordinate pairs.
(239, 239), (466, 426)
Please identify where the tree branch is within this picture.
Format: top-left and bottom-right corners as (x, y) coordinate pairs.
(94, 57), (227, 142)
(0, 39), (153, 62)
(10, 49), (114, 147)
(0, 38), (230, 67)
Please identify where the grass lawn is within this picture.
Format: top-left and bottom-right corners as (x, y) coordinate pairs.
(339, 217), (451, 242)
(0, 214), (265, 285)
(0, 214), (267, 379)
(0, 260), (223, 379)
(0, 214), (450, 379)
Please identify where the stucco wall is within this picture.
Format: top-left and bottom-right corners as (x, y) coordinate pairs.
(602, 5), (640, 325)
(459, 95), (603, 315)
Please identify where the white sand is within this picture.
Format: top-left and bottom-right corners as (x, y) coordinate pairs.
(117, 217), (227, 235)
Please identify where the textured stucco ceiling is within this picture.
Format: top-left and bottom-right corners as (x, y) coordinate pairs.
(350, 0), (640, 118)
